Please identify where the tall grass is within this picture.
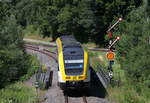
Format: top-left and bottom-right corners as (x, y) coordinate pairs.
(0, 82), (36, 103)
(108, 83), (150, 103)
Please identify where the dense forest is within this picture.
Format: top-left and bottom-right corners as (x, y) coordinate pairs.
(1, 0), (142, 43)
(0, 0), (150, 102)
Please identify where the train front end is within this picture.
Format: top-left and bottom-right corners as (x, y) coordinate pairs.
(56, 36), (90, 90)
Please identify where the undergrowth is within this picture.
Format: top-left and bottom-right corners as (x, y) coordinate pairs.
(89, 51), (150, 103)
(20, 55), (39, 81)
(23, 25), (51, 42)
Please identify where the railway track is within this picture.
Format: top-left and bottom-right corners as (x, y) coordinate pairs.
(64, 95), (88, 103)
(25, 44), (90, 103)
(24, 44), (57, 62)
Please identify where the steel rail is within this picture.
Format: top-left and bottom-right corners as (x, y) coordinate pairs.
(64, 95), (69, 103)
(82, 96), (87, 103)
(25, 44), (56, 54)
(24, 41), (57, 48)
(24, 45), (57, 62)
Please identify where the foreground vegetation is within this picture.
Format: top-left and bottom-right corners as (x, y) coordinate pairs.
(0, 82), (36, 103)
(0, 55), (39, 103)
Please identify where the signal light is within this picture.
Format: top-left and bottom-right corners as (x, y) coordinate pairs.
(106, 52), (115, 60)
(118, 18), (123, 22)
(116, 36), (120, 40)
(78, 76), (83, 79)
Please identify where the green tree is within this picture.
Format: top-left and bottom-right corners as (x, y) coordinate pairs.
(15, 0), (48, 25)
(0, 15), (30, 88)
(92, 0), (142, 44)
(39, 0), (97, 42)
(12, 0), (142, 43)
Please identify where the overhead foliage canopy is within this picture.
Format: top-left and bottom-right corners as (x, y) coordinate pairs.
(13, 0), (142, 43)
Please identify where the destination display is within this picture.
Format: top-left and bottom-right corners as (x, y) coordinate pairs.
(64, 60), (84, 63)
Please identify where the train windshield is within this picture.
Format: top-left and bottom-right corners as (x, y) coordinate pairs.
(64, 62), (84, 75)
(63, 47), (84, 75)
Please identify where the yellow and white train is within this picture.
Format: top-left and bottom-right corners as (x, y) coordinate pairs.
(56, 36), (91, 90)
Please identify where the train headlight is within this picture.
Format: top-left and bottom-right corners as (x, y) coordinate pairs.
(66, 76), (71, 79)
(78, 76), (83, 79)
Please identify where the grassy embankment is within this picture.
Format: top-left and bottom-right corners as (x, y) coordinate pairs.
(88, 50), (149, 103)
(0, 82), (36, 103)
